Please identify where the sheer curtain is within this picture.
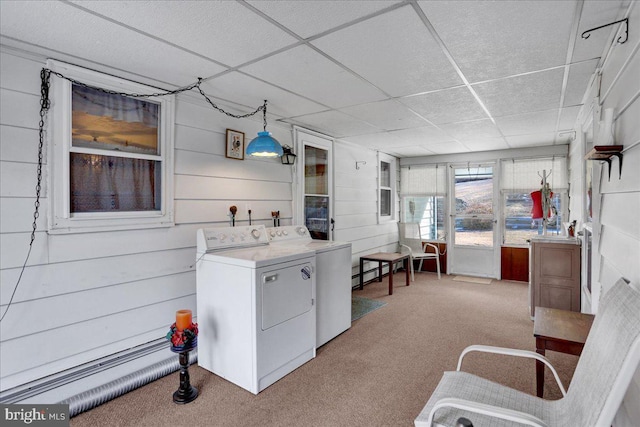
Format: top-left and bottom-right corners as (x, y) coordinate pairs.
(70, 153), (159, 213)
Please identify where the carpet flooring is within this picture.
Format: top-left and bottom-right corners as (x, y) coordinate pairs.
(70, 273), (577, 427)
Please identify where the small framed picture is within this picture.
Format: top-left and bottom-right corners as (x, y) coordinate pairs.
(225, 129), (245, 160)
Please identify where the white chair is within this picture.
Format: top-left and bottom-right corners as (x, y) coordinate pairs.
(398, 223), (441, 280)
(414, 277), (640, 427)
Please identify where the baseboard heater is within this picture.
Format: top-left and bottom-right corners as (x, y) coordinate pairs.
(0, 338), (197, 417)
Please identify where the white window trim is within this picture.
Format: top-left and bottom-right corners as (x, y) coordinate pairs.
(47, 60), (175, 234)
(378, 152), (397, 223)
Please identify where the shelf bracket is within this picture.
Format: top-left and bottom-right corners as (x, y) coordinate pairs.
(581, 18), (629, 44)
(601, 153), (623, 181)
(584, 145), (624, 181)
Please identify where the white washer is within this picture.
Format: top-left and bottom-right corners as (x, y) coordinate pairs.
(267, 225), (352, 347)
(196, 225), (316, 394)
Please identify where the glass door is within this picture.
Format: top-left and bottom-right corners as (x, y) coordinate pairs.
(449, 164), (498, 277)
(295, 128), (333, 240)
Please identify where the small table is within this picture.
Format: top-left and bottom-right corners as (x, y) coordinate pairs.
(359, 252), (410, 295)
(533, 307), (594, 397)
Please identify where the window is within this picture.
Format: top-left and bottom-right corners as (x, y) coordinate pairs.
(378, 152), (396, 222)
(400, 164), (446, 240)
(500, 157), (568, 245)
(48, 60), (175, 233)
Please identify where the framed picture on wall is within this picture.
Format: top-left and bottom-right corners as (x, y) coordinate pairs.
(225, 129), (245, 160)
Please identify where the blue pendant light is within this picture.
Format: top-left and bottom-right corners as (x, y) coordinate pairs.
(246, 100), (283, 158)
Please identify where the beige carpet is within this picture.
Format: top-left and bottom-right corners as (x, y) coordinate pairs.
(452, 275), (493, 285)
(70, 273), (576, 427)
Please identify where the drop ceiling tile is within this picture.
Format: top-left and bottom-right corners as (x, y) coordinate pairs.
(241, 45), (387, 109)
(0, 1), (225, 86)
(463, 138), (510, 152)
(505, 133), (557, 148)
(68, 0), (298, 67)
(341, 132), (405, 150)
(384, 146), (436, 157)
(400, 86), (488, 125)
(246, 0), (398, 39)
(564, 59), (598, 106)
(495, 110), (559, 136)
(201, 72), (326, 118)
(311, 5), (462, 97)
(339, 100), (429, 131)
(389, 126), (452, 145)
(439, 119), (502, 140)
(559, 106), (581, 130)
(472, 68), (565, 118)
(426, 141), (470, 154)
(419, 0), (575, 82)
(572, 1), (628, 62)
(292, 110), (379, 137)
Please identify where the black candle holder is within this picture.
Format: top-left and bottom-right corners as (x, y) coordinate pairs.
(171, 337), (198, 404)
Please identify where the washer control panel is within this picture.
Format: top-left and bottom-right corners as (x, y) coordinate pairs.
(197, 225), (269, 253)
(267, 225), (311, 242)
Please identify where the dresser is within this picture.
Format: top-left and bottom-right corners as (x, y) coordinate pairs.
(529, 236), (581, 318)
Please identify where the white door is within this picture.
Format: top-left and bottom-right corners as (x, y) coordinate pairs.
(449, 163), (499, 278)
(295, 128), (333, 240)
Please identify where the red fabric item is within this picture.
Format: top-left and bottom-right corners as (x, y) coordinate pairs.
(530, 190), (553, 219)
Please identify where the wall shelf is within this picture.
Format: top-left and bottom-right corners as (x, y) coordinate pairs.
(584, 145), (623, 181)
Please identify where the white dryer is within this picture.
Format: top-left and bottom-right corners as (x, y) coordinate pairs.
(267, 225), (352, 347)
(196, 225), (316, 394)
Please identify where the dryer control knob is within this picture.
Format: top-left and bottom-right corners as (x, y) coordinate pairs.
(276, 230), (282, 236)
(269, 230), (276, 237)
(297, 227), (306, 235)
(283, 230), (288, 236)
(252, 229), (262, 239)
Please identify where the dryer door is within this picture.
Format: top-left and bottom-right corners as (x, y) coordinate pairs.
(261, 262), (313, 330)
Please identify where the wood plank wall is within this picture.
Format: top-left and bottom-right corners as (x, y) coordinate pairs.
(333, 140), (400, 285)
(0, 49), (293, 391)
(571, 3), (640, 425)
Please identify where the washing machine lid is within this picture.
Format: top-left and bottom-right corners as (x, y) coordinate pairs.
(203, 244), (315, 268)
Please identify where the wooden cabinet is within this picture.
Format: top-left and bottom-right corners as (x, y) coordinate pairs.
(530, 238), (581, 317)
(501, 246), (529, 282)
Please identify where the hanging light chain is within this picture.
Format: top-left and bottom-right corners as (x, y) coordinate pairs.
(45, 69), (268, 122)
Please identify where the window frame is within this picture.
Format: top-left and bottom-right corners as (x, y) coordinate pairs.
(47, 60), (175, 234)
(377, 152), (397, 223)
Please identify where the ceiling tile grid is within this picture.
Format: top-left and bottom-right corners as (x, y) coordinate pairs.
(310, 5), (463, 97)
(0, 0), (629, 158)
(240, 45), (387, 109)
(418, 0), (577, 83)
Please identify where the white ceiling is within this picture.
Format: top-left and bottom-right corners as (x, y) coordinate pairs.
(0, 0), (631, 157)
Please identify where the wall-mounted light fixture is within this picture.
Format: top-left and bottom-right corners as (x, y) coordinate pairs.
(245, 100), (284, 158)
(281, 145), (297, 165)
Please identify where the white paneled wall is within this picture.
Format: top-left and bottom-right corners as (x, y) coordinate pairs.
(333, 140), (400, 285)
(0, 48), (393, 394)
(570, 3), (640, 425)
(0, 49), (294, 391)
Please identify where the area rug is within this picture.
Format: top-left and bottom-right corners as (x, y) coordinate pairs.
(351, 296), (387, 321)
(452, 275), (493, 285)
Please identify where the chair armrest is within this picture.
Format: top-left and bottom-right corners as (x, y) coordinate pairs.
(426, 397), (548, 427)
(423, 242), (440, 254)
(399, 244), (413, 255)
(457, 345), (566, 396)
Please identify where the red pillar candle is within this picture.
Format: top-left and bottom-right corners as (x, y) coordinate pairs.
(176, 309), (192, 331)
